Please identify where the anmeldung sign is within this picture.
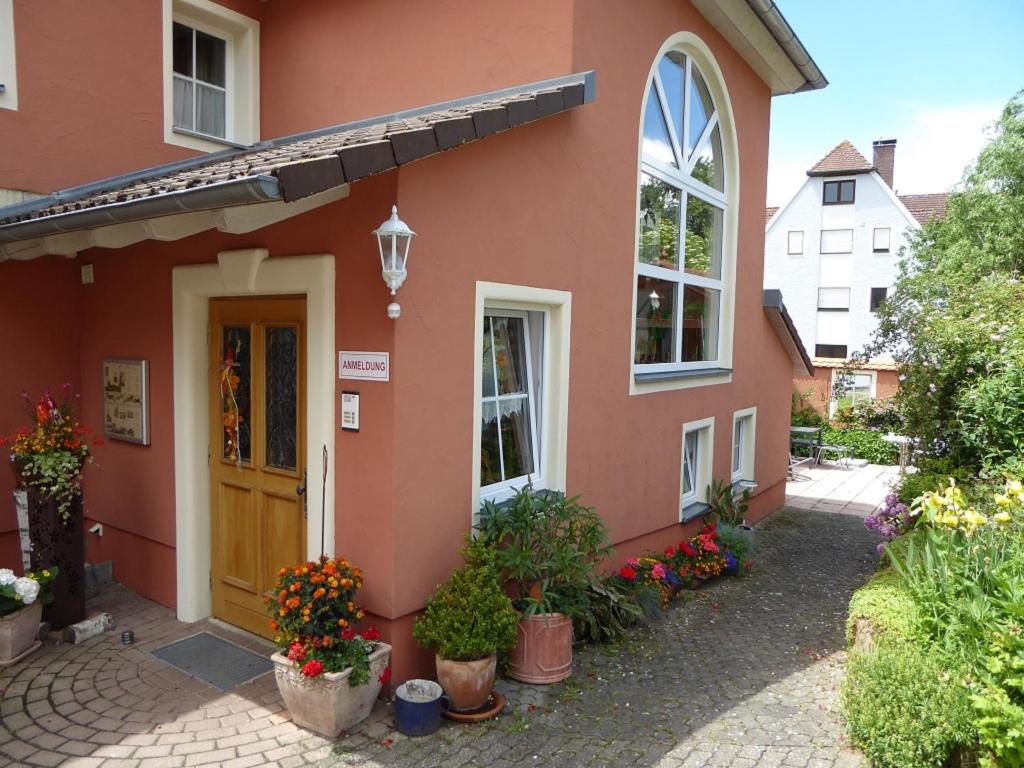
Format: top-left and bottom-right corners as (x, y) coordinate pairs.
(339, 351), (390, 382)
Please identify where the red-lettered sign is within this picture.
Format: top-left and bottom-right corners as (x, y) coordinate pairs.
(339, 351), (390, 382)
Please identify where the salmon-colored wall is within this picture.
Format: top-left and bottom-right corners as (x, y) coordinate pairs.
(0, 257), (81, 570)
(794, 368), (900, 417)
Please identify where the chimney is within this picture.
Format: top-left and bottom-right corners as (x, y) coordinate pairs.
(872, 139), (896, 189)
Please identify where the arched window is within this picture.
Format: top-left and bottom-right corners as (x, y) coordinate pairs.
(634, 50), (727, 373)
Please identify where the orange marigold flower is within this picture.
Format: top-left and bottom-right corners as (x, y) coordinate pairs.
(279, 607), (287, 617)
(313, 588), (326, 600)
(328, 590), (339, 600)
(338, 618), (348, 628)
(356, 609), (365, 620)
(286, 596), (300, 609)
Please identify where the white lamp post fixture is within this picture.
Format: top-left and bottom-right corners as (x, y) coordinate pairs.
(372, 205), (416, 319)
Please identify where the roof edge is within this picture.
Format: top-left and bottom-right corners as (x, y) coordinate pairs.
(763, 289), (814, 377)
(743, 0), (828, 93)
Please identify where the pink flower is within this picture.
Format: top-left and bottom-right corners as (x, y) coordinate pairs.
(287, 642), (305, 662)
(627, 558), (640, 568)
(651, 563), (666, 581)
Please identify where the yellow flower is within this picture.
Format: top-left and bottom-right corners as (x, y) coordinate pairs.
(995, 494), (1012, 508)
(1008, 480), (1023, 497)
(994, 511), (1012, 525)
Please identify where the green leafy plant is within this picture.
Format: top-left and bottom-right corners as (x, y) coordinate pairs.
(707, 478), (750, 526)
(841, 638), (976, 768)
(820, 426), (898, 465)
(412, 537), (519, 662)
(715, 523), (752, 565)
(572, 577), (659, 645)
(477, 488), (612, 619)
(791, 388), (827, 429)
(972, 629), (1024, 768)
(845, 570), (923, 645)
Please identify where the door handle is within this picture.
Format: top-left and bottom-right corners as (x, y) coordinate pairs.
(297, 469), (308, 518)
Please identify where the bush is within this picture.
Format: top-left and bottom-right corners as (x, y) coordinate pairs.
(846, 570), (923, 645)
(412, 538), (519, 662)
(973, 630), (1024, 768)
(572, 578), (660, 645)
(791, 388), (827, 428)
(821, 427), (898, 464)
(842, 639), (976, 768)
(833, 398), (903, 433)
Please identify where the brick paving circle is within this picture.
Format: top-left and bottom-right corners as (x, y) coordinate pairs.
(0, 507), (878, 767)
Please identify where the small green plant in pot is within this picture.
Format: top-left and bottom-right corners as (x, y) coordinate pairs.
(707, 479), (754, 558)
(477, 487), (612, 684)
(413, 537), (518, 712)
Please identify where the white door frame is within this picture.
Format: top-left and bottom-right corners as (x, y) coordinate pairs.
(171, 248), (335, 623)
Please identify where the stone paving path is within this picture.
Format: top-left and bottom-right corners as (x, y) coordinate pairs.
(786, 462), (900, 517)
(0, 504), (883, 767)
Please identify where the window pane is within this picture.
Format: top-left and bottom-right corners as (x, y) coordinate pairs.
(265, 326), (298, 470)
(481, 316), (496, 398)
(818, 287), (850, 309)
(684, 194), (722, 278)
(657, 53), (685, 150)
(870, 287), (887, 311)
(733, 420), (743, 474)
(195, 30), (226, 87)
(687, 66), (714, 155)
(480, 401), (501, 486)
(820, 229), (853, 253)
(823, 182), (839, 204)
(682, 285), (719, 362)
(683, 431), (698, 496)
(172, 22), (193, 77)
(635, 276), (676, 364)
(641, 85), (677, 167)
(172, 76), (193, 131)
(500, 398), (535, 480)
(222, 326), (251, 463)
(690, 124), (723, 192)
(196, 83), (226, 138)
(787, 230), (804, 255)
(638, 174), (680, 268)
(873, 227), (891, 251)
(840, 180), (855, 203)
(490, 316), (528, 395)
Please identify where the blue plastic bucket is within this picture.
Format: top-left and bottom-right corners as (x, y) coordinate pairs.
(394, 679), (444, 737)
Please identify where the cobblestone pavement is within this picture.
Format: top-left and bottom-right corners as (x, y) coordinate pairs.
(0, 508), (879, 767)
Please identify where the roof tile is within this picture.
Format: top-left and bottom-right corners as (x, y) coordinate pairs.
(898, 192), (949, 225)
(807, 140), (873, 175)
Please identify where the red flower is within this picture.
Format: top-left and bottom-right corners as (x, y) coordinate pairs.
(378, 666), (392, 686)
(619, 566), (637, 581)
(300, 659), (323, 678)
(287, 642), (305, 662)
(664, 545), (675, 557)
(679, 542), (698, 558)
(361, 626), (381, 642)
(341, 628), (356, 641)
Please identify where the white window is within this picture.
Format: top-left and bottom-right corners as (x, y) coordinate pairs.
(680, 417), (714, 517)
(732, 407), (756, 484)
(821, 229), (854, 254)
(0, 0), (16, 111)
(787, 230), (804, 255)
(832, 370), (876, 414)
(817, 287), (850, 310)
(634, 49), (728, 375)
(873, 227), (891, 253)
(163, 0), (259, 151)
(479, 310), (541, 501)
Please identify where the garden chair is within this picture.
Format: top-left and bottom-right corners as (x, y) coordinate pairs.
(788, 453), (814, 480)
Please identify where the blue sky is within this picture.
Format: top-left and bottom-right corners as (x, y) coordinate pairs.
(767, 0), (1024, 206)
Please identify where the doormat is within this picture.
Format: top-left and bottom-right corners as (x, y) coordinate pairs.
(151, 632), (273, 691)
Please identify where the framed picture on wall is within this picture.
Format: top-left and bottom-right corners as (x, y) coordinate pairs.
(102, 358), (150, 445)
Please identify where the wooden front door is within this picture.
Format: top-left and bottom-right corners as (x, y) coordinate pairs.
(209, 296), (307, 637)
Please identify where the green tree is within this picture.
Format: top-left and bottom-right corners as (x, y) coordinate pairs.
(863, 91), (1024, 472)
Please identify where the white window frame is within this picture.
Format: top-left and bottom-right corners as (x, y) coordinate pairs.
(0, 0), (16, 111)
(731, 407), (756, 484)
(820, 229), (854, 254)
(787, 230), (804, 255)
(872, 227), (891, 253)
(172, 21), (230, 141)
(630, 34), (738, 395)
(830, 369), (877, 416)
(163, 0), (259, 152)
(680, 416), (714, 517)
(817, 287), (851, 310)
(472, 283), (571, 521)
(479, 309), (543, 503)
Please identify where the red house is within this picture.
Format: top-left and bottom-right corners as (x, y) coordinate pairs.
(0, 0), (820, 683)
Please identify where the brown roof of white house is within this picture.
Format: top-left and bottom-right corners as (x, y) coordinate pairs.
(897, 193), (949, 225)
(765, 206), (778, 225)
(806, 140), (874, 176)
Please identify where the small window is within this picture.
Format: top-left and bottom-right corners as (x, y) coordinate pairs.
(834, 371), (875, 412)
(820, 229), (854, 254)
(870, 287), (887, 312)
(479, 311), (542, 501)
(680, 417), (714, 517)
(872, 227), (891, 253)
(787, 230), (804, 255)
(682, 430), (699, 504)
(731, 408), (756, 484)
(818, 287), (850, 310)
(173, 22), (228, 139)
(815, 344), (848, 359)
(823, 179), (855, 205)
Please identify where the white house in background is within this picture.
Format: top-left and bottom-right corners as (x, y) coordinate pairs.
(764, 139), (948, 414)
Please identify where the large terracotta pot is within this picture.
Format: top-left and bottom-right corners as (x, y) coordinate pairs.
(0, 602), (42, 666)
(435, 654), (496, 712)
(507, 613), (573, 684)
(271, 643), (391, 737)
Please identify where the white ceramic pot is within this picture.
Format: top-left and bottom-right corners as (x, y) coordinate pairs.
(0, 602), (42, 665)
(271, 643), (391, 737)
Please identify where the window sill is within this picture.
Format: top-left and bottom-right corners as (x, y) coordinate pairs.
(634, 367), (731, 384)
(170, 126), (250, 151)
(681, 501), (711, 524)
(732, 479), (757, 494)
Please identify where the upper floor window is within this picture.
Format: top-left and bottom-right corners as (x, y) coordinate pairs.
(872, 227), (891, 253)
(823, 180), (855, 205)
(787, 230), (804, 255)
(164, 0), (260, 151)
(870, 287), (888, 312)
(815, 343), (848, 359)
(173, 22), (227, 139)
(635, 50), (727, 374)
(820, 229), (854, 254)
(818, 287), (850, 311)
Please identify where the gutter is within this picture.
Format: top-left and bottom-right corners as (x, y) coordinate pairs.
(763, 288), (814, 376)
(744, 0), (828, 92)
(0, 176), (280, 243)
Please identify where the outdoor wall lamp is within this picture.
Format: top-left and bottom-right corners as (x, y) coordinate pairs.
(373, 205), (415, 320)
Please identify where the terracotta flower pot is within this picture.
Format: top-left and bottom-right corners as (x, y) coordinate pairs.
(435, 654), (496, 712)
(507, 613), (572, 684)
(271, 643), (391, 738)
(0, 602), (42, 666)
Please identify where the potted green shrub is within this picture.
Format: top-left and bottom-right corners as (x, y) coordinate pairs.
(412, 537), (518, 712)
(477, 488), (611, 684)
(0, 566), (57, 665)
(707, 478), (754, 551)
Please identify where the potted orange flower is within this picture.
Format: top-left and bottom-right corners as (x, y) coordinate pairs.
(266, 556), (391, 737)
